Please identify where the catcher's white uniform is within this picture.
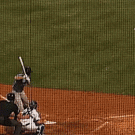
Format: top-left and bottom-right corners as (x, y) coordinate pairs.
(20, 108), (44, 134)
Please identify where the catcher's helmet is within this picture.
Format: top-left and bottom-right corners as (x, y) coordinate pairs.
(7, 93), (15, 102)
(25, 66), (32, 76)
(29, 101), (37, 110)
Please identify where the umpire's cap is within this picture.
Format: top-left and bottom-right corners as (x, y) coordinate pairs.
(7, 93), (15, 102)
(25, 66), (32, 76)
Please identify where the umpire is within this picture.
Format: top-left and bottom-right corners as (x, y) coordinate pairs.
(0, 93), (22, 135)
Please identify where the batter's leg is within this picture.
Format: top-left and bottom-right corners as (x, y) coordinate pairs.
(20, 91), (29, 108)
(12, 91), (24, 112)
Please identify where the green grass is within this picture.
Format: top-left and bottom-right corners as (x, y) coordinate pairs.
(0, 0), (135, 95)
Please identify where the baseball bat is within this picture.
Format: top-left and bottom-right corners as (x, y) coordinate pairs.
(19, 56), (27, 77)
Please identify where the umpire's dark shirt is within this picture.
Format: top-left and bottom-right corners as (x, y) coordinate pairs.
(12, 74), (28, 92)
(0, 100), (19, 120)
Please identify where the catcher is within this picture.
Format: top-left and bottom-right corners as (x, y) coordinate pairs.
(20, 100), (45, 135)
(12, 66), (32, 112)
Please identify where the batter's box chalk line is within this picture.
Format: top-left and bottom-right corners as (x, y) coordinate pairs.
(91, 121), (110, 133)
(91, 114), (134, 133)
(103, 114), (134, 120)
(65, 117), (103, 123)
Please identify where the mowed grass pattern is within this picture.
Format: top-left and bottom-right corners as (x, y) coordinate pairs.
(0, 0), (135, 95)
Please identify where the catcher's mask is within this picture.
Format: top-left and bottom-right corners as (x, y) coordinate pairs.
(7, 93), (15, 102)
(25, 66), (32, 76)
(29, 101), (37, 110)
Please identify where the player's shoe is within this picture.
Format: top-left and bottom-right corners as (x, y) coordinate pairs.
(36, 124), (45, 135)
(20, 129), (25, 134)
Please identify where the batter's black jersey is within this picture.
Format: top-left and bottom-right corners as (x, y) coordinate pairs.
(12, 74), (28, 92)
(0, 100), (19, 119)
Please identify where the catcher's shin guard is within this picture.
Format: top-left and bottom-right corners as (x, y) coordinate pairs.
(36, 124), (45, 135)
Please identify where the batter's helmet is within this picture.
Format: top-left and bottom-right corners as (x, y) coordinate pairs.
(29, 101), (37, 110)
(7, 93), (15, 102)
(25, 66), (32, 76)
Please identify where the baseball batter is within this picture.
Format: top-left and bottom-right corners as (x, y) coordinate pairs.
(20, 101), (45, 135)
(12, 66), (32, 112)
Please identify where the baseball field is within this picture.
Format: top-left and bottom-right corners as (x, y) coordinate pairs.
(0, 0), (135, 134)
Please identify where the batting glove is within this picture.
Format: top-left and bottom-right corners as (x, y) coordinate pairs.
(23, 75), (26, 79)
(26, 76), (30, 84)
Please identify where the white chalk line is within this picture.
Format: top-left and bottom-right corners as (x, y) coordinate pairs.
(40, 114), (134, 132)
(43, 114), (134, 123)
(91, 114), (134, 133)
(91, 121), (109, 133)
(65, 114), (134, 124)
(65, 117), (103, 123)
(66, 114), (134, 123)
(103, 114), (134, 119)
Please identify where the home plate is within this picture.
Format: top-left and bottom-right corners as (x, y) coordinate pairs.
(44, 121), (56, 125)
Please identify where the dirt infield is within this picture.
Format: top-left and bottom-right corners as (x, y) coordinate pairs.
(0, 84), (135, 135)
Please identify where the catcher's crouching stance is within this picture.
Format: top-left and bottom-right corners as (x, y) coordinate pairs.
(20, 101), (45, 135)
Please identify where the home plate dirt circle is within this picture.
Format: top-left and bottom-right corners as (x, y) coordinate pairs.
(0, 84), (135, 134)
